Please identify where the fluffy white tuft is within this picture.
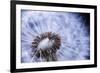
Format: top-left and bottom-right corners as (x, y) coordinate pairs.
(21, 11), (90, 62)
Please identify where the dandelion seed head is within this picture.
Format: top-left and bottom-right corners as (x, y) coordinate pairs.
(21, 10), (90, 62)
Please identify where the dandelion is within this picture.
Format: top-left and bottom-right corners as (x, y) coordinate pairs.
(21, 10), (90, 63)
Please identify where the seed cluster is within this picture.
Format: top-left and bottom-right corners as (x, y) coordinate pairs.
(32, 32), (61, 61)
